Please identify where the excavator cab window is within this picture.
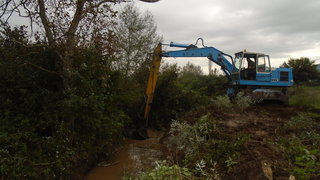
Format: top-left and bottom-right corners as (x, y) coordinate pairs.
(257, 55), (271, 72)
(233, 53), (243, 72)
(239, 53), (257, 80)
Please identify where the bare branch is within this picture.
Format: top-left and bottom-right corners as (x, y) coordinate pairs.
(23, 59), (62, 77)
(0, 0), (11, 18)
(11, 39), (45, 48)
(21, 2), (34, 33)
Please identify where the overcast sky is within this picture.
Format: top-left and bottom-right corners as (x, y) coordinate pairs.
(132, 0), (320, 73)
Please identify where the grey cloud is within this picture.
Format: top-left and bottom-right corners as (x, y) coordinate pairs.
(135, 0), (320, 67)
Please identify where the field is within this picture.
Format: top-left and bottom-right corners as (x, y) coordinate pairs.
(289, 86), (320, 109)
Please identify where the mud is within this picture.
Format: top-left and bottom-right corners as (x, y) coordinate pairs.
(85, 129), (166, 180)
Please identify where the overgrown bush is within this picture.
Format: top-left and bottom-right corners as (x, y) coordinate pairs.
(0, 26), (127, 178)
(149, 63), (212, 128)
(167, 114), (249, 178)
(212, 92), (253, 112)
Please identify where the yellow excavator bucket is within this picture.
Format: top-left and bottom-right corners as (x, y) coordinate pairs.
(143, 44), (162, 125)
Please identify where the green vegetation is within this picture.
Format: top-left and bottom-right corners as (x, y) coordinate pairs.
(0, 3), (165, 178)
(166, 113), (249, 178)
(213, 92), (253, 112)
(125, 161), (193, 180)
(0, 26), (128, 178)
(149, 63), (228, 128)
(289, 86), (320, 108)
(280, 113), (320, 179)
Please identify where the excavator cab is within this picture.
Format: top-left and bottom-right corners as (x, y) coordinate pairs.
(233, 51), (271, 81)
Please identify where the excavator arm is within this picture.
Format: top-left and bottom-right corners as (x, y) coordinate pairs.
(162, 43), (235, 79)
(143, 44), (162, 126)
(143, 41), (235, 125)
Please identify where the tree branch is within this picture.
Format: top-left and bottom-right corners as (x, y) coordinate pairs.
(23, 59), (62, 77)
(0, 0), (11, 18)
(37, 0), (55, 46)
(66, 0), (86, 46)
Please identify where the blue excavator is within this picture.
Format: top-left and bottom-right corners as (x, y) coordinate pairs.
(141, 38), (293, 135)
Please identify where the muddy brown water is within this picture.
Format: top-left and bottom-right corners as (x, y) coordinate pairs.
(85, 129), (165, 180)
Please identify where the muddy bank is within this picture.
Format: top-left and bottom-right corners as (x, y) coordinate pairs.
(85, 129), (166, 180)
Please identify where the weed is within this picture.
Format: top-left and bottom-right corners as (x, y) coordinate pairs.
(125, 160), (193, 180)
(283, 113), (320, 149)
(234, 92), (253, 112)
(167, 114), (249, 178)
(280, 112), (320, 179)
(213, 95), (233, 111)
(280, 138), (320, 179)
(289, 86), (320, 109)
(213, 92), (253, 112)
(194, 159), (220, 180)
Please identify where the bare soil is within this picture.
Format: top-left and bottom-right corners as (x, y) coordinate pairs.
(200, 103), (315, 179)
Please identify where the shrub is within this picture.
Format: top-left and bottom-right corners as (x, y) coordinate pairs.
(234, 92), (253, 112)
(126, 160), (193, 180)
(283, 113), (320, 149)
(280, 138), (320, 179)
(280, 113), (320, 179)
(167, 114), (249, 177)
(213, 95), (233, 110)
(213, 92), (253, 112)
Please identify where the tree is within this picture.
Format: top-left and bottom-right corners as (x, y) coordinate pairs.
(113, 3), (162, 76)
(0, 1), (162, 178)
(180, 62), (203, 77)
(0, 0), (161, 91)
(282, 57), (320, 84)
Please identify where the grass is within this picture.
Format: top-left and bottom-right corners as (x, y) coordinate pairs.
(288, 85), (320, 109)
